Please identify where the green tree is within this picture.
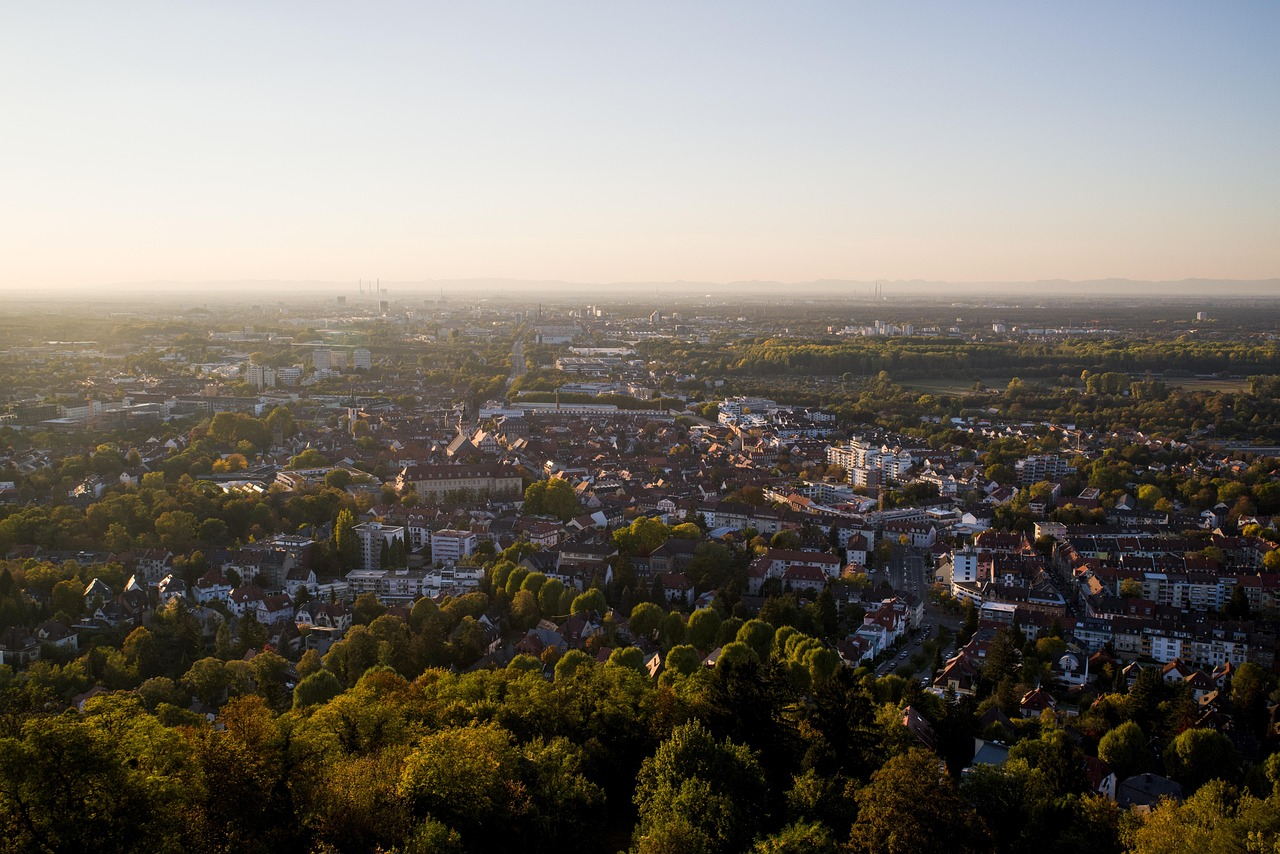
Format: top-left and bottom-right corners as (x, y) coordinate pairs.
(524, 477), (581, 522)
(632, 720), (767, 854)
(751, 822), (839, 854)
(570, 588), (606, 615)
(554, 649), (593, 681)
(154, 509), (198, 553)
(607, 646), (646, 673)
(664, 644), (702, 677)
(538, 578), (567, 617)
(1164, 728), (1238, 793)
(735, 619), (775, 660)
(849, 748), (991, 854)
(352, 591), (387, 626)
(0, 713), (179, 853)
(630, 601), (665, 640)
(333, 508), (358, 569)
(687, 607), (723, 651)
(614, 516), (672, 557)
(182, 656), (231, 706)
(293, 669), (344, 709)
(51, 577), (84, 619)
(1097, 720), (1152, 781)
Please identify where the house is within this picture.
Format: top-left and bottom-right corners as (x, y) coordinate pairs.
(1117, 774), (1183, 809)
(968, 738), (1010, 769)
(656, 572), (694, 605)
(0, 627), (39, 667)
(935, 653), (980, 696)
(1053, 651), (1093, 687)
(296, 602), (352, 632)
(515, 627), (567, 658)
(845, 533), (869, 567)
(1020, 686), (1057, 717)
(228, 584), (267, 618)
(83, 578), (113, 608)
(256, 594), (296, 627)
(837, 634), (876, 666)
(133, 549), (175, 585)
(157, 573), (187, 604)
(1084, 755), (1117, 801)
(1161, 659), (1195, 684)
(901, 706), (936, 751)
(34, 621), (78, 654)
(285, 566), (318, 598)
(782, 564), (828, 594)
(557, 611), (603, 649)
(194, 567), (234, 605)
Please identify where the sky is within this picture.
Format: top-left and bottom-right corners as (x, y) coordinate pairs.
(1, 1), (1277, 292)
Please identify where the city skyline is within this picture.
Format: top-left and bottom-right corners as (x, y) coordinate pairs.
(2, 1), (1277, 292)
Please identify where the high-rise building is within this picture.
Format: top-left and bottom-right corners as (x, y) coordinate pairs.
(247, 364), (276, 390)
(352, 522), (406, 571)
(353, 348), (372, 370)
(313, 349), (332, 371)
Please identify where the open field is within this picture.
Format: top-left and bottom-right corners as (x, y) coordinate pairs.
(1160, 376), (1251, 393)
(904, 375), (1252, 395)
(903, 377), (1015, 395)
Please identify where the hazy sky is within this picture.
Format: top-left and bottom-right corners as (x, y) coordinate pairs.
(2, 2), (1277, 291)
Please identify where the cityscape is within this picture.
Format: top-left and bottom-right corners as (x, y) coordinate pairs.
(0, 289), (1278, 852)
(2, 2), (1278, 853)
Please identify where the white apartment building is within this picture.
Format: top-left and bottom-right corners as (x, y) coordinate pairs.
(431, 529), (478, 565)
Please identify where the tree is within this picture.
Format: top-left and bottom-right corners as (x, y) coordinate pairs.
(670, 522), (702, 539)
(398, 723), (519, 849)
(333, 508), (358, 569)
(632, 720), (767, 854)
(51, 578), (84, 619)
(554, 649), (593, 681)
(154, 509), (198, 553)
(685, 541), (736, 591)
(751, 822), (839, 854)
(538, 578), (567, 617)
(770, 530), (802, 551)
(570, 587), (605, 615)
(614, 516), (672, 557)
(289, 449), (330, 469)
(121, 626), (160, 681)
(849, 748), (990, 854)
(511, 589), (540, 630)
(0, 714), (177, 854)
(1126, 779), (1275, 854)
(735, 619), (775, 660)
(293, 669), (344, 709)
(630, 602), (665, 640)
(352, 592), (386, 626)
(661, 611), (687, 648)
(1164, 728), (1238, 793)
(664, 644), (702, 677)
(687, 608), (723, 651)
(607, 646), (646, 673)
(1097, 720), (1152, 781)
(524, 477), (580, 522)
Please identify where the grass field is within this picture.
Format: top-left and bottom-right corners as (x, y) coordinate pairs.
(1159, 376), (1250, 392)
(903, 377), (1015, 395)
(904, 375), (1251, 395)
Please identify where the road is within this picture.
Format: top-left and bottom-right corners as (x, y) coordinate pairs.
(871, 544), (963, 681)
(503, 338), (525, 397)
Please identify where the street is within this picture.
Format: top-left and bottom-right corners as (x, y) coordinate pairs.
(872, 543), (963, 681)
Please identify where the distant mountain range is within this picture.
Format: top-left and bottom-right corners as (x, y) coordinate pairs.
(34, 277), (1280, 301)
